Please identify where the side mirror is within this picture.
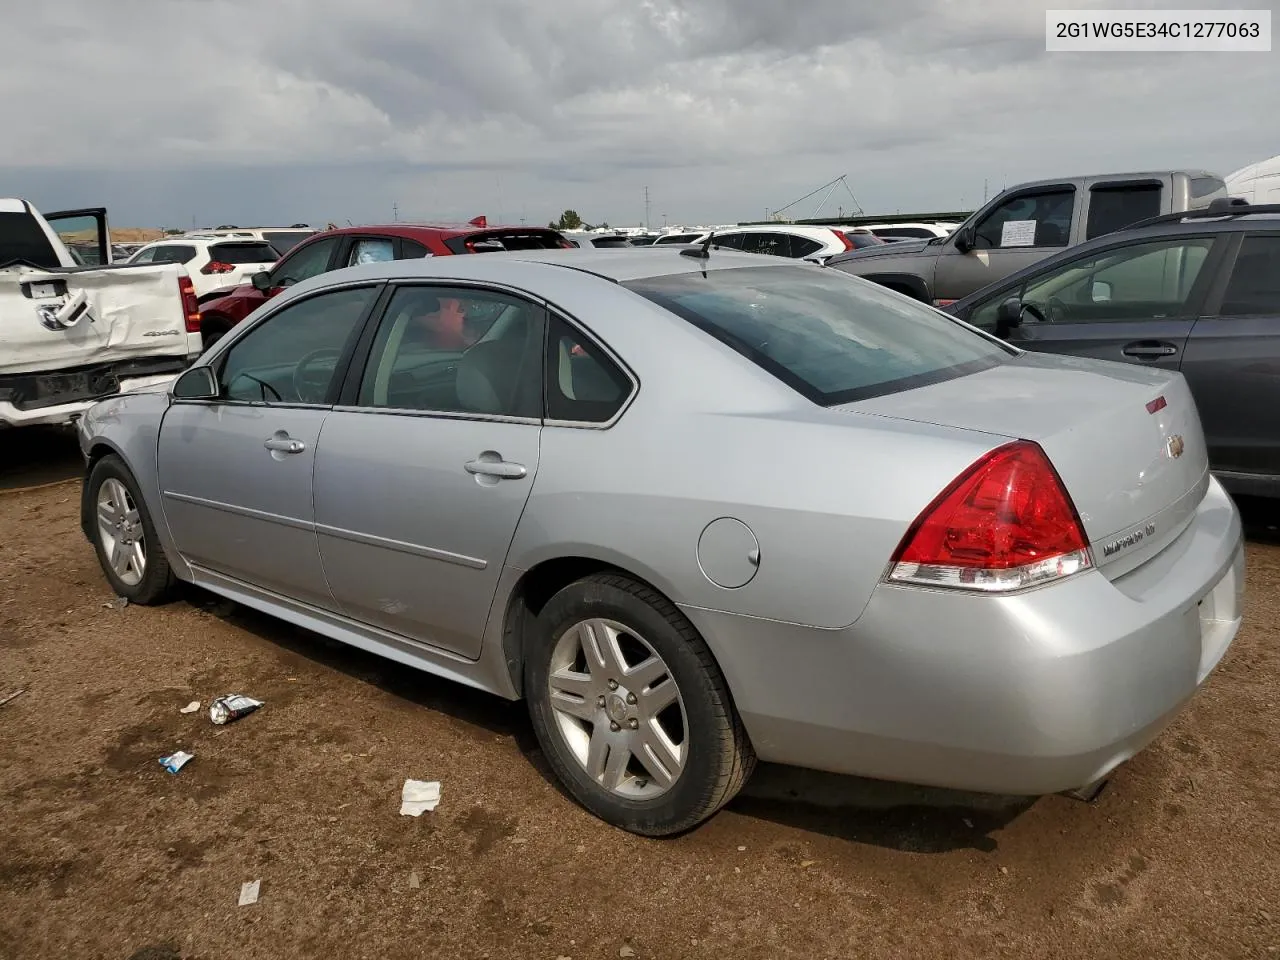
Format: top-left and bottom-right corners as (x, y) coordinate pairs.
(1091, 280), (1112, 303)
(995, 297), (1024, 338)
(172, 366), (218, 401)
(251, 271), (274, 292)
(953, 224), (976, 253)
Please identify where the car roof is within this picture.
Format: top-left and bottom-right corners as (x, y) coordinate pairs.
(992, 170), (1219, 193)
(290, 246), (800, 293)
(313, 222), (563, 241)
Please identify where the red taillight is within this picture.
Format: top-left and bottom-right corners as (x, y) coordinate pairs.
(178, 276), (201, 333)
(832, 229), (854, 252)
(887, 441), (1092, 592)
(201, 260), (236, 274)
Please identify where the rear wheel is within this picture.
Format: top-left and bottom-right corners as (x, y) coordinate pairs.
(525, 573), (755, 836)
(200, 315), (232, 351)
(88, 456), (176, 605)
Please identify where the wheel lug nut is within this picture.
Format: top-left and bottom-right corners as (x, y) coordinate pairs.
(628, 718), (638, 730)
(626, 692), (637, 704)
(609, 721), (621, 732)
(607, 679), (618, 691)
(597, 695), (606, 708)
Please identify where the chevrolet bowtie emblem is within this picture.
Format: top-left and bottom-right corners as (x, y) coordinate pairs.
(1166, 434), (1185, 459)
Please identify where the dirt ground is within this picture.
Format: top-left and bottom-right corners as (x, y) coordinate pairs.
(1, 427), (1278, 960)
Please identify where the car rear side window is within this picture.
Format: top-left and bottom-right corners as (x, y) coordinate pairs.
(150, 245), (198, 265)
(790, 236), (825, 258)
(625, 266), (1011, 406)
(1086, 183), (1163, 240)
(1219, 235), (1280, 317)
(209, 242), (278, 264)
(545, 314), (633, 423)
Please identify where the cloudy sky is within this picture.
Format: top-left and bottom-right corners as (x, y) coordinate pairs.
(4, 0), (1277, 229)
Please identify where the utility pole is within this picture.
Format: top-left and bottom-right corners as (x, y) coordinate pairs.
(644, 186), (651, 231)
(983, 179), (988, 203)
(393, 202), (398, 222)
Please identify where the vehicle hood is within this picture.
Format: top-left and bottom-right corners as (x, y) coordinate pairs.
(840, 351), (1209, 576)
(826, 239), (934, 266)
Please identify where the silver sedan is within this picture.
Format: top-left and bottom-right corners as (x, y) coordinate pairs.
(76, 248), (1244, 835)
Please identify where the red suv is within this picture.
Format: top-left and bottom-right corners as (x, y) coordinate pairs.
(196, 219), (569, 348)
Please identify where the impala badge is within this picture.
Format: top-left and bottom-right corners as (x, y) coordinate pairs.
(1166, 435), (1185, 459)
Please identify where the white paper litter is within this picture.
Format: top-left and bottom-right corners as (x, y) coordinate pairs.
(238, 880), (260, 906)
(408, 870), (421, 889)
(399, 779), (441, 816)
(179, 701), (200, 714)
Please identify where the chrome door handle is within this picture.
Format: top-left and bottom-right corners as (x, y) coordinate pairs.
(264, 436), (306, 454)
(465, 458), (527, 480)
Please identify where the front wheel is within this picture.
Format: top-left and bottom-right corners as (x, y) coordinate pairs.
(88, 456), (176, 605)
(525, 573), (755, 836)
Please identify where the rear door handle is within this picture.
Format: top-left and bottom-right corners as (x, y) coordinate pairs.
(1122, 341), (1178, 359)
(465, 457), (527, 480)
(264, 436), (306, 454)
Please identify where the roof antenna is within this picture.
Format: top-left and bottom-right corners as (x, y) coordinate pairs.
(680, 230), (714, 262)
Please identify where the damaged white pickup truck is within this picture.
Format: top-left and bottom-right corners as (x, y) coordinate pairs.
(1, 199), (202, 429)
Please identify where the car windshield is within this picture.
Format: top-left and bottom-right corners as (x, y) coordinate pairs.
(623, 265), (1012, 406)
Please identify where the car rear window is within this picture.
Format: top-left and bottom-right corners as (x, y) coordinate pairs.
(444, 230), (567, 254)
(590, 236), (633, 248)
(210, 241), (278, 264)
(263, 231), (313, 255)
(623, 266), (1011, 406)
(0, 212), (60, 268)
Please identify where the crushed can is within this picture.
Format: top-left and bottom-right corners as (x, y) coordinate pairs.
(209, 694), (264, 726)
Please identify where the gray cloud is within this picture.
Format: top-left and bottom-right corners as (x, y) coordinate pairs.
(2, 0), (1276, 228)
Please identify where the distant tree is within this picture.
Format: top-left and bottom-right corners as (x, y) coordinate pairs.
(552, 209), (584, 230)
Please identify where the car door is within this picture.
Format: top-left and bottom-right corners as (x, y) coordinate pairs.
(44, 207), (110, 265)
(989, 235), (1222, 370)
(262, 233), (344, 295)
(932, 185), (1077, 304)
(312, 283), (546, 658)
(157, 282), (383, 607)
(1178, 232), (1280, 483)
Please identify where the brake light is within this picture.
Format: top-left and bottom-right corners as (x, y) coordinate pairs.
(468, 215), (487, 227)
(886, 441), (1092, 592)
(832, 229), (854, 252)
(178, 276), (201, 333)
(201, 260), (236, 274)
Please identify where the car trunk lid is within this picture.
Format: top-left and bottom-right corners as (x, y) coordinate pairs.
(842, 352), (1209, 576)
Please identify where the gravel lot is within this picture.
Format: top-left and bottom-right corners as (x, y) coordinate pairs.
(2, 427), (1278, 960)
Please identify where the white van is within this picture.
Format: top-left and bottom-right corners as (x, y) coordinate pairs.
(1226, 156), (1280, 205)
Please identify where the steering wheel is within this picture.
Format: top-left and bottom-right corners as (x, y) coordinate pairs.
(1020, 301), (1050, 325)
(293, 348), (341, 404)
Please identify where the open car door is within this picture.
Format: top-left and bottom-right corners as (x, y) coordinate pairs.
(43, 207), (111, 265)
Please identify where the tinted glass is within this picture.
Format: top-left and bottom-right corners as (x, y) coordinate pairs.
(739, 233), (791, 256)
(545, 314), (632, 423)
(973, 188), (1075, 250)
(790, 236), (826, 257)
(209, 242), (277, 264)
(872, 227), (933, 239)
(151, 245), (197, 265)
(1220, 235), (1280, 317)
(625, 266), (1010, 405)
(444, 230), (567, 254)
(1020, 237), (1214, 323)
(273, 236), (339, 286)
(1085, 184), (1162, 240)
(847, 233), (885, 247)
(357, 286), (544, 417)
(590, 236), (633, 248)
(0, 212), (60, 268)
(400, 238), (431, 258)
(1191, 176), (1226, 200)
(710, 233), (746, 250)
(654, 234), (700, 244)
(219, 286), (376, 404)
(263, 231), (313, 255)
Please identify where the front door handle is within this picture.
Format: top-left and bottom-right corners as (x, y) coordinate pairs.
(1122, 341), (1178, 359)
(465, 456), (527, 480)
(264, 436), (306, 454)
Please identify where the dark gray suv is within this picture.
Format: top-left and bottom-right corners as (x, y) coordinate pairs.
(944, 202), (1280, 497)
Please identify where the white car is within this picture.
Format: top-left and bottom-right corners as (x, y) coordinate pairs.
(858, 222), (958, 242)
(128, 235), (279, 302)
(561, 232), (634, 249)
(688, 224), (870, 264)
(183, 226), (317, 257)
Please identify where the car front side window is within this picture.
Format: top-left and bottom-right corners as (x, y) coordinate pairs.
(271, 236), (339, 287)
(218, 285), (377, 404)
(972, 188), (1075, 250)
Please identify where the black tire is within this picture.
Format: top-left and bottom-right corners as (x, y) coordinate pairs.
(525, 573), (755, 836)
(200, 316), (231, 352)
(87, 455), (177, 605)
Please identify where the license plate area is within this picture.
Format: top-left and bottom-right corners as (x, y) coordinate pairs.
(16, 369), (121, 410)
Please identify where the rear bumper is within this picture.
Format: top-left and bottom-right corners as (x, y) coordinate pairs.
(0, 364), (184, 428)
(682, 476), (1244, 795)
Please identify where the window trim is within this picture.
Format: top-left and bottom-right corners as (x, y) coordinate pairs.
(268, 233), (344, 288)
(172, 280), (387, 410)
